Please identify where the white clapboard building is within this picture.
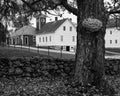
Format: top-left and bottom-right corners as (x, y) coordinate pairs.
(105, 19), (120, 48)
(36, 17), (77, 52)
(36, 16), (120, 51)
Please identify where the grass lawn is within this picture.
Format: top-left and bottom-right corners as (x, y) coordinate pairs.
(0, 46), (75, 59)
(106, 48), (120, 54)
(0, 46), (118, 59)
(0, 46), (48, 58)
(105, 51), (119, 56)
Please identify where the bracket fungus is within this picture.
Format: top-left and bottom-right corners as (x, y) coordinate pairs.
(82, 17), (103, 33)
(52, 0), (61, 5)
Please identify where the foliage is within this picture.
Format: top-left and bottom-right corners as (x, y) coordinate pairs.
(0, 0), (120, 32)
(0, 77), (110, 96)
(0, 0), (77, 29)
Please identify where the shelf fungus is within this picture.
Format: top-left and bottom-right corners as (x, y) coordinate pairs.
(52, 0), (61, 5)
(82, 17), (103, 33)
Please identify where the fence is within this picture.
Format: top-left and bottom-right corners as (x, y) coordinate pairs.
(1, 44), (120, 60)
(1, 44), (75, 59)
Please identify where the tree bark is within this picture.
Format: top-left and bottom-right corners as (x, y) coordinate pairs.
(75, 0), (110, 91)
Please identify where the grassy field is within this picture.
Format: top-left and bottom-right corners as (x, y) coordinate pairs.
(105, 51), (119, 56)
(106, 48), (120, 53)
(0, 46), (75, 59)
(0, 46), (46, 58)
(0, 46), (119, 59)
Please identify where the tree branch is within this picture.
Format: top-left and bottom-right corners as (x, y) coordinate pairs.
(20, 0), (39, 11)
(20, 0), (78, 16)
(61, 0), (78, 16)
(20, 0), (54, 12)
(108, 9), (120, 14)
(31, 0), (42, 5)
(108, 2), (120, 15)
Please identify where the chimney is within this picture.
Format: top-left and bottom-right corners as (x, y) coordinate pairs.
(55, 17), (58, 21)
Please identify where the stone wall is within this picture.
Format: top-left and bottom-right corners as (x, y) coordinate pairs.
(105, 59), (120, 75)
(0, 57), (75, 78)
(0, 57), (120, 78)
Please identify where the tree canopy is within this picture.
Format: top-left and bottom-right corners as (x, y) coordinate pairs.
(0, 0), (120, 29)
(1, 0), (120, 95)
(0, 0), (120, 19)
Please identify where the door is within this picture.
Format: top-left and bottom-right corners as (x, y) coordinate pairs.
(66, 46), (70, 51)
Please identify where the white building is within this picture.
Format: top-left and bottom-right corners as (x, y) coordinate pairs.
(36, 17), (77, 52)
(105, 19), (120, 48)
(36, 16), (120, 51)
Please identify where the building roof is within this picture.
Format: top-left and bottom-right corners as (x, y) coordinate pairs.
(37, 19), (67, 34)
(11, 25), (36, 37)
(72, 22), (77, 27)
(106, 19), (120, 28)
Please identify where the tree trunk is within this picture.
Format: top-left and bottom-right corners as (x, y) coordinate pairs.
(75, 0), (114, 94)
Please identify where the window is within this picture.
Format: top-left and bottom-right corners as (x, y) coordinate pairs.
(72, 36), (75, 42)
(70, 27), (72, 31)
(110, 40), (112, 44)
(115, 40), (118, 44)
(110, 31), (112, 34)
(43, 37), (44, 42)
(61, 35), (63, 41)
(33, 36), (36, 42)
(63, 26), (66, 31)
(49, 36), (51, 42)
(25, 36), (28, 45)
(46, 37), (47, 42)
(39, 37), (41, 42)
(17, 38), (19, 44)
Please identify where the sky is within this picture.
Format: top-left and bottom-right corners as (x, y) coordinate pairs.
(30, 10), (77, 28)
